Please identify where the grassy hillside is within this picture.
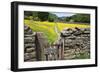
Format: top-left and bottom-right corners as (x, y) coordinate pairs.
(24, 20), (90, 44)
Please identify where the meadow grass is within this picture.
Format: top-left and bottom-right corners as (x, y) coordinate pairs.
(24, 20), (90, 44)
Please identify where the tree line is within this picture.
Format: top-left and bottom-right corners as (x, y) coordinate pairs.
(24, 11), (90, 23)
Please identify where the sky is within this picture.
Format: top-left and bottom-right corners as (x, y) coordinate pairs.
(52, 12), (75, 17)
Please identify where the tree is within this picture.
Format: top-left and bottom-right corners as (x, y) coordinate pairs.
(24, 11), (33, 20)
(48, 13), (58, 22)
(66, 17), (71, 22)
(71, 14), (90, 23)
(32, 12), (39, 21)
(38, 12), (49, 21)
(24, 11), (33, 16)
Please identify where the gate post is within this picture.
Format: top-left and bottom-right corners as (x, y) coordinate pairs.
(35, 32), (48, 61)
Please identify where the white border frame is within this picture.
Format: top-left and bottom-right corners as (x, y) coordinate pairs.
(18, 5), (96, 69)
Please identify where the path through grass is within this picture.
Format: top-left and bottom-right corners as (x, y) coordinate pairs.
(24, 20), (90, 44)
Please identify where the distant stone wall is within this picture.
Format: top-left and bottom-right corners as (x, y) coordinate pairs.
(24, 25), (36, 61)
(61, 27), (90, 59)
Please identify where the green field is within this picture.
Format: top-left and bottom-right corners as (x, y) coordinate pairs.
(24, 20), (90, 44)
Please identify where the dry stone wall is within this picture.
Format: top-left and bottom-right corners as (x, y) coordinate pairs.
(24, 25), (36, 61)
(61, 27), (90, 59)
